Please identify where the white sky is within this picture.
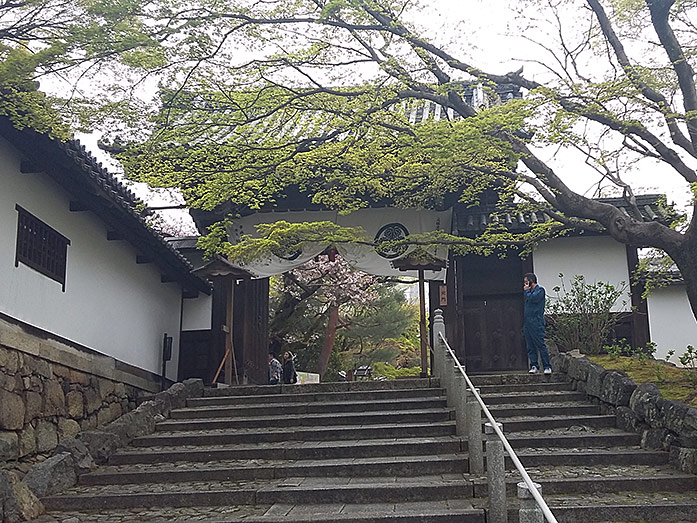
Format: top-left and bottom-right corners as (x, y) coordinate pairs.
(76, 0), (693, 228)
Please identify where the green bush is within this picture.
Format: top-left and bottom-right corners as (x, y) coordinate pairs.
(370, 362), (421, 380)
(546, 273), (627, 355)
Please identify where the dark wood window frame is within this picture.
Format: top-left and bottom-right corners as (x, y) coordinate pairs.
(15, 205), (70, 291)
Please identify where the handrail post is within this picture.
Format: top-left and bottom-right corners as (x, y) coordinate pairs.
(485, 421), (507, 523)
(453, 371), (467, 437)
(443, 350), (455, 407)
(466, 387), (483, 474)
(518, 481), (543, 523)
(432, 309), (445, 378)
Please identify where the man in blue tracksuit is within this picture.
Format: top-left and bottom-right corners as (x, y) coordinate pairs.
(523, 272), (551, 374)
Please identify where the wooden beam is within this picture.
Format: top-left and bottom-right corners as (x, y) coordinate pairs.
(106, 231), (123, 241)
(182, 289), (199, 299)
(161, 274), (177, 283)
(136, 255), (153, 264)
(20, 160), (43, 174)
(69, 201), (89, 212)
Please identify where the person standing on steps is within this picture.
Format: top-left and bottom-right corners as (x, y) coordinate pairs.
(268, 351), (282, 385)
(282, 351), (298, 384)
(523, 272), (552, 375)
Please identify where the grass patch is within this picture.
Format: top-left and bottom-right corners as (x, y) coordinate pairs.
(588, 355), (697, 408)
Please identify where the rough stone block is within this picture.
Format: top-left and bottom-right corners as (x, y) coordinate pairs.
(0, 373), (21, 393)
(0, 431), (19, 461)
(42, 380), (66, 417)
(35, 420), (58, 453)
(18, 425), (36, 458)
(52, 364), (71, 380)
(567, 357), (593, 381)
(585, 363), (608, 399)
(165, 382), (188, 410)
(84, 388), (101, 415)
(0, 389), (25, 430)
(58, 419), (81, 440)
(629, 382), (661, 424)
(600, 371), (636, 407)
(23, 356), (51, 379)
(23, 452), (77, 498)
(80, 415), (97, 431)
(0, 347), (20, 374)
(77, 430), (121, 464)
(670, 446), (697, 474)
(683, 407), (697, 434)
(182, 378), (204, 398)
(616, 406), (642, 433)
(114, 382), (126, 398)
(0, 470), (44, 522)
(68, 370), (89, 386)
(53, 438), (96, 474)
(99, 379), (115, 401)
(66, 390), (84, 419)
(150, 391), (173, 417)
(641, 427), (671, 450)
(23, 391), (42, 424)
(660, 399), (689, 434)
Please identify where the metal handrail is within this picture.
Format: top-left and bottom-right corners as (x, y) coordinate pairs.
(438, 332), (559, 523)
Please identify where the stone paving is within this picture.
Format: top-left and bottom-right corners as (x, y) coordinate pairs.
(36, 500), (476, 522)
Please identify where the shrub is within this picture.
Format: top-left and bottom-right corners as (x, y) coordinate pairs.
(546, 273), (627, 355)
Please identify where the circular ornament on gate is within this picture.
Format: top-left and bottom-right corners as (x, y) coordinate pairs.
(374, 223), (409, 259)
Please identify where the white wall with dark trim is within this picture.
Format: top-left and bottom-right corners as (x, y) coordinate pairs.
(182, 294), (213, 331)
(0, 137), (182, 380)
(647, 285), (697, 364)
(533, 235), (632, 313)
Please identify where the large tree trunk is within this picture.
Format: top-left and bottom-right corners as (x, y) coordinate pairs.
(318, 306), (339, 377)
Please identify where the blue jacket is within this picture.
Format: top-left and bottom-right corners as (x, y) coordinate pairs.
(524, 285), (546, 328)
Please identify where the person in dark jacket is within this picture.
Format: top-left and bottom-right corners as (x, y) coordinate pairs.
(282, 351), (298, 384)
(523, 272), (552, 374)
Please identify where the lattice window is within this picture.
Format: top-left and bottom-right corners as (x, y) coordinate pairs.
(15, 205), (70, 291)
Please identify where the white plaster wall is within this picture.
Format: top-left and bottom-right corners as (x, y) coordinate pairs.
(182, 294), (213, 331)
(0, 138), (182, 380)
(533, 236), (632, 312)
(647, 285), (697, 364)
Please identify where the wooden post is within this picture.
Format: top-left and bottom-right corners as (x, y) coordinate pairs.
(418, 269), (429, 377)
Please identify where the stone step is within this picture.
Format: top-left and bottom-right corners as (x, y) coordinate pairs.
(43, 476), (472, 511)
(503, 491), (697, 523)
(133, 421), (457, 447)
(482, 414), (616, 432)
(40, 500), (486, 523)
(111, 436), (463, 465)
(188, 387), (446, 407)
(156, 408), (454, 431)
(474, 382), (572, 394)
(485, 402), (600, 418)
(203, 378), (439, 398)
(472, 464), (697, 496)
(506, 448), (668, 468)
(503, 430), (641, 449)
(82, 455), (468, 485)
(172, 396), (447, 419)
(478, 391), (587, 404)
(469, 374), (570, 386)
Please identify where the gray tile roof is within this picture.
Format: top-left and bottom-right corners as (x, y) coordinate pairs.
(0, 117), (211, 294)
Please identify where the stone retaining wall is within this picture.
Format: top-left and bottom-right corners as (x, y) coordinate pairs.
(0, 316), (161, 466)
(0, 376), (204, 522)
(551, 351), (697, 474)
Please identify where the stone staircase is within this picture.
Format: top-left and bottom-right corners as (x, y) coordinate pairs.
(39, 378), (482, 522)
(37, 374), (697, 522)
(468, 374), (697, 522)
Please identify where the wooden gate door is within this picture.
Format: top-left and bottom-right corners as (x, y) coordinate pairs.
(458, 254), (528, 373)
